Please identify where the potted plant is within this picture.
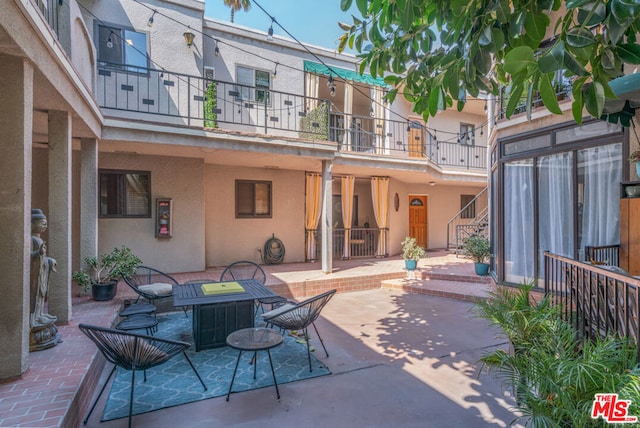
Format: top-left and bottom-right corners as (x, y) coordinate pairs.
(72, 246), (142, 301)
(463, 234), (491, 275)
(401, 236), (426, 273)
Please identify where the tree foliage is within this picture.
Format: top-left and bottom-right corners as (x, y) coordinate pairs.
(338, 0), (640, 123)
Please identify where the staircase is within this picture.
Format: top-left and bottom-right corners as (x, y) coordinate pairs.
(447, 187), (489, 255)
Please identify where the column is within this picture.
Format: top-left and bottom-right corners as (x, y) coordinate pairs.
(0, 56), (33, 379)
(47, 110), (72, 323)
(80, 138), (98, 272)
(321, 160), (333, 274)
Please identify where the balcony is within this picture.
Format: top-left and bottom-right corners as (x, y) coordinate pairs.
(96, 62), (487, 170)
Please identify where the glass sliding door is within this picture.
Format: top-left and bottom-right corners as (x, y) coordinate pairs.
(538, 152), (574, 278)
(577, 143), (622, 260)
(504, 159), (535, 283)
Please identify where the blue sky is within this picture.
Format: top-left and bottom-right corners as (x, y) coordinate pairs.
(204, 0), (357, 52)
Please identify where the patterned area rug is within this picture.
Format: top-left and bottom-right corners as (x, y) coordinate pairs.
(102, 311), (331, 421)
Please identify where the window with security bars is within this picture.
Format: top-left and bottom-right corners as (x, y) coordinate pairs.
(99, 170), (151, 217)
(460, 123), (475, 145)
(236, 180), (272, 218)
(460, 194), (476, 219)
(236, 66), (271, 104)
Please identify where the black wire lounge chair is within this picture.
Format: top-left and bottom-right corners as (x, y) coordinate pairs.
(79, 324), (207, 428)
(261, 289), (336, 372)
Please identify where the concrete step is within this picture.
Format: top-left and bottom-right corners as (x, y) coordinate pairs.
(381, 277), (493, 303)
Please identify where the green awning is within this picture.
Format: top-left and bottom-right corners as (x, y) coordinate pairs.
(304, 60), (387, 87)
(602, 73), (640, 127)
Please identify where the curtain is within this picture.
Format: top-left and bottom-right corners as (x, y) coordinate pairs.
(341, 176), (355, 259)
(371, 177), (389, 257)
(305, 73), (319, 112)
(343, 83), (353, 150)
(305, 173), (323, 261)
(372, 86), (384, 154)
(504, 160), (535, 283)
(579, 143), (622, 256)
(538, 153), (574, 278)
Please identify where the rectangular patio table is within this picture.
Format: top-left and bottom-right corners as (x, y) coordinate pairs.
(173, 279), (279, 351)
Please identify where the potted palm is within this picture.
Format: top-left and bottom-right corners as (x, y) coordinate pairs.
(463, 234), (491, 275)
(72, 246), (142, 301)
(401, 236), (426, 273)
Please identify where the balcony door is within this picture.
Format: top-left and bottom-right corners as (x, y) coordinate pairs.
(409, 195), (428, 249)
(408, 121), (423, 157)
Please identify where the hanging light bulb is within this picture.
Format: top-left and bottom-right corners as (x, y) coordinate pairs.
(106, 31), (114, 49)
(484, 101), (487, 112)
(406, 121), (411, 132)
(272, 62), (278, 79)
(214, 42), (220, 57)
(370, 105), (375, 117)
(327, 75), (333, 88)
(480, 126), (484, 136)
(267, 18), (274, 41)
(147, 10), (156, 27)
(330, 85), (336, 97)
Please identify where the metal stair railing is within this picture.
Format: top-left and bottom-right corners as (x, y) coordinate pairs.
(446, 187), (488, 255)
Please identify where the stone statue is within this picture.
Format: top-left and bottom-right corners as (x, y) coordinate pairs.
(30, 209), (57, 328)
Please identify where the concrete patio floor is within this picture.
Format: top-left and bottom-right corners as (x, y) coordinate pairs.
(0, 251), (524, 427)
(84, 288), (521, 428)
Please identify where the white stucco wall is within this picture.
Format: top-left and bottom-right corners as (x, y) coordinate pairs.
(205, 165), (305, 267)
(96, 153), (206, 273)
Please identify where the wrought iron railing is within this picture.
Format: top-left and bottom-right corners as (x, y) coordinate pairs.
(544, 251), (639, 359)
(307, 227), (386, 260)
(447, 187), (489, 253)
(33, 0), (60, 36)
(498, 84), (572, 120)
(96, 62), (487, 169)
(584, 244), (620, 267)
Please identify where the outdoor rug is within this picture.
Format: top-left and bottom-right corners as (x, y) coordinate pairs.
(101, 311), (331, 421)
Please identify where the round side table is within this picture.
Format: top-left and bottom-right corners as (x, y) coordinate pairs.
(226, 327), (283, 401)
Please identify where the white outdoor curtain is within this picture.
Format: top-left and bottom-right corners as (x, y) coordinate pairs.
(579, 143), (622, 254)
(504, 160), (535, 283)
(305, 73), (319, 112)
(343, 83), (353, 150)
(372, 86), (384, 154)
(371, 177), (389, 257)
(341, 176), (355, 259)
(538, 153), (574, 277)
(305, 173), (323, 261)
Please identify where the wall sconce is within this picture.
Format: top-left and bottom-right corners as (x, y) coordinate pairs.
(183, 28), (195, 48)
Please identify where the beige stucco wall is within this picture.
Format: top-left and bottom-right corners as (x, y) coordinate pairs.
(406, 183), (486, 250)
(205, 165), (305, 267)
(96, 153), (205, 273)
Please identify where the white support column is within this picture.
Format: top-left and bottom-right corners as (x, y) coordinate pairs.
(80, 138), (98, 270)
(0, 56), (33, 378)
(321, 160), (333, 273)
(47, 110), (72, 323)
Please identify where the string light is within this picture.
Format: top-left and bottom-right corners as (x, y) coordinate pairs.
(272, 62), (278, 79)
(147, 10), (156, 27)
(267, 18), (274, 41)
(327, 75), (333, 88)
(330, 85), (335, 97)
(214, 42), (220, 57)
(106, 30), (114, 49)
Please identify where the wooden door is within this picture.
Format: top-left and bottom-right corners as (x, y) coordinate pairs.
(408, 124), (423, 157)
(409, 195), (428, 249)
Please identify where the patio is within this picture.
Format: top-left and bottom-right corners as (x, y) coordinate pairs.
(0, 251), (522, 427)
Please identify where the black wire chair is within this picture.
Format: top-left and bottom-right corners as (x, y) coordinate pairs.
(123, 266), (187, 316)
(79, 324), (207, 428)
(220, 260), (286, 314)
(262, 289), (336, 372)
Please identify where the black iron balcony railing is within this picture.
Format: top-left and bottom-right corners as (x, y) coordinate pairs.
(96, 62), (487, 169)
(544, 251), (639, 359)
(498, 83), (572, 120)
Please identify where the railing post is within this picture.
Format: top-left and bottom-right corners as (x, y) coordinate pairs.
(187, 75), (191, 126)
(264, 92), (268, 134)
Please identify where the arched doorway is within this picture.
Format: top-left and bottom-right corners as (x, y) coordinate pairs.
(409, 195), (428, 249)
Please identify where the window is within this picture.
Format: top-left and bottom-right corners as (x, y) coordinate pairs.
(236, 180), (272, 218)
(460, 194), (476, 219)
(236, 66), (271, 104)
(97, 24), (148, 71)
(460, 123), (475, 145)
(99, 170), (151, 217)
